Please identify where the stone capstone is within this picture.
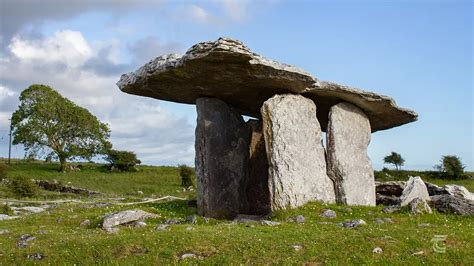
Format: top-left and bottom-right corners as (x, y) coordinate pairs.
(195, 97), (249, 218)
(327, 102), (375, 206)
(399, 176), (430, 206)
(246, 119), (271, 215)
(117, 37), (417, 132)
(261, 94), (335, 211)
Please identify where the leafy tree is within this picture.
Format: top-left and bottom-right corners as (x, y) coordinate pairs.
(383, 152), (405, 170)
(179, 165), (194, 188)
(435, 155), (466, 179)
(11, 85), (111, 172)
(106, 149), (141, 172)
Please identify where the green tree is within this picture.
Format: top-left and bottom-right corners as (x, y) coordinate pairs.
(11, 84), (111, 172)
(106, 149), (141, 172)
(383, 151), (405, 171)
(435, 155), (465, 179)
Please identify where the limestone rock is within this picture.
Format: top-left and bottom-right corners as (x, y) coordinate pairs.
(327, 102), (375, 206)
(261, 94), (335, 211)
(376, 194), (400, 206)
(375, 181), (406, 197)
(424, 182), (447, 196)
(246, 119), (270, 215)
(102, 209), (158, 229)
(195, 97), (249, 219)
(444, 185), (474, 201)
(408, 198), (432, 215)
(431, 195), (474, 216)
(399, 176), (430, 206)
(118, 37), (417, 132)
(320, 209), (337, 218)
(0, 214), (19, 221)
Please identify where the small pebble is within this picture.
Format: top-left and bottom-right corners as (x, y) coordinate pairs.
(80, 219), (91, 227)
(155, 224), (169, 231)
(373, 247), (383, 254)
(292, 244), (303, 251)
(320, 209), (337, 218)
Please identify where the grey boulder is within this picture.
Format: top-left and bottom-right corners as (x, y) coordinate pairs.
(102, 209), (159, 229)
(430, 195), (474, 216)
(408, 198), (432, 215)
(399, 176), (430, 206)
(327, 102), (375, 206)
(261, 94), (335, 211)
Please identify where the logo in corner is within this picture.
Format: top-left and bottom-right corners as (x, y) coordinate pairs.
(431, 235), (447, 253)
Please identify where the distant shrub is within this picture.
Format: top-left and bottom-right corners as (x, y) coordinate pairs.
(0, 204), (14, 216)
(9, 176), (39, 197)
(106, 149), (141, 172)
(179, 165), (194, 188)
(435, 155), (467, 180)
(0, 162), (7, 179)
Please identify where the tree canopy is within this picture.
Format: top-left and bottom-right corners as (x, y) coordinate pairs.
(11, 84), (111, 171)
(383, 151), (405, 170)
(436, 155), (465, 179)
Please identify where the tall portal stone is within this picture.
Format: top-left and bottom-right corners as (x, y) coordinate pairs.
(246, 119), (271, 215)
(195, 97), (249, 219)
(261, 94), (335, 211)
(327, 102), (376, 206)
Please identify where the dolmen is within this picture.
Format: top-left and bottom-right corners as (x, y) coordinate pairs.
(117, 37), (417, 219)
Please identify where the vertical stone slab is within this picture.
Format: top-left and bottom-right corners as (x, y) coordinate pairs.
(195, 97), (249, 219)
(246, 119), (271, 215)
(261, 94), (335, 211)
(327, 102), (376, 206)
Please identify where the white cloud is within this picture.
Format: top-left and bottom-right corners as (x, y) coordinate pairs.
(0, 29), (195, 165)
(216, 0), (250, 22)
(184, 4), (215, 24)
(9, 30), (93, 67)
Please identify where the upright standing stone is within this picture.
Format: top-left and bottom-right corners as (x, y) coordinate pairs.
(246, 119), (271, 215)
(327, 102), (376, 206)
(195, 97), (249, 219)
(261, 94), (335, 211)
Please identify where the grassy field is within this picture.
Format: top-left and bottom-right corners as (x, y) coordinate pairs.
(1, 160), (473, 264)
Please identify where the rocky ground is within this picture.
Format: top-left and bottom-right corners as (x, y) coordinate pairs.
(0, 161), (473, 264)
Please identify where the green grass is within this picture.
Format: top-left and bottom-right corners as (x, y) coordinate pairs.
(0, 160), (473, 264)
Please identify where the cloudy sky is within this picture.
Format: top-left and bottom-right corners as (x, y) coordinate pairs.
(0, 0), (472, 170)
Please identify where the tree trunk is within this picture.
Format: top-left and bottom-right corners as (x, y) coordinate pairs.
(59, 156), (67, 172)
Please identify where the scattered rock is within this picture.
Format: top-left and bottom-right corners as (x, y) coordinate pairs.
(320, 209), (337, 218)
(343, 207), (353, 212)
(339, 219), (366, 228)
(287, 215), (305, 223)
(27, 253), (44, 260)
(261, 220), (281, 226)
(411, 251), (424, 256)
(0, 229), (10, 234)
(383, 206), (401, 214)
(444, 185), (474, 201)
(430, 194), (474, 216)
(17, 234), (36, 248)
(0, 214), (19, 221)
(179, 252), (201, 260)
(408, 198), (432, 215)
(418, 223), (431, 227)
(80, 219), (91, 227)
(262, 94), (335, 211)
(185, 215), (197, 224)
(155, 224), (169, 231)
(375, 181), (406, 196)
(137, 191), (144, 195)
(104, 227), (120, 234)
(376, 194), (400, 206)
(327, 102), (375, 206)
(195, 97), (249, 219)
(399, 176), (430, 206)
(131, 221), (147, 228)
(11, 206), (46, 214)
(164, 218), (181, 225)
(102, 209), (159, 230)
(185, 226), (194, 231)
(292, 244), (303, 251)
(34, 180), (101, 195)
(37, 230), (48, 234)
(372, 247), (383, 254)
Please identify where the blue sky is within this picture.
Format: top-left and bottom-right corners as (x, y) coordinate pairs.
(0, 0), (472, 170)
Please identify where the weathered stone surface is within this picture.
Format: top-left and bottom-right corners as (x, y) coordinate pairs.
(375, 181), (406, 197)
(0, 214), (19, 221)
(444, 185), (474, 201)
(195, 97), (249, 219)
(399, 176), (430, 206)
(431, 195), (474, 215)
(118, 37), (417, 132)
(376, 194), (400, 206)
(408, 198), (432, 215)
(246, 119), (270, 215)
(261, 94), (335, 210)
(327, 102), (375, 206)
(424, 182), (447, 196)
(102, 209), (158, 229)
